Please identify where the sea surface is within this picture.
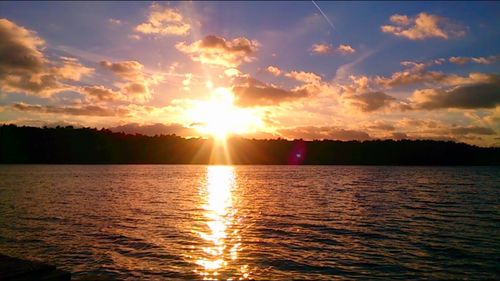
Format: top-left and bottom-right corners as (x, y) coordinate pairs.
(0, 165), (498, 280)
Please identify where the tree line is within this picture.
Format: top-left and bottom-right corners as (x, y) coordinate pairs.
(1, 124), (499, 165)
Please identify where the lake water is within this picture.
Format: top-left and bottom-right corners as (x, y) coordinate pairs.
(0, 165), (498, 280)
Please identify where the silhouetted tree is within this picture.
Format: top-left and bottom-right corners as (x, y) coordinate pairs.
(1, 124), (499, 165)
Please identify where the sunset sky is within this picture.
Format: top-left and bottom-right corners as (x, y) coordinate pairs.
(1, 1), (499, 146)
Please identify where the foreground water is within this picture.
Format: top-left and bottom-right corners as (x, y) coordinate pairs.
(0, 165), (498, 280)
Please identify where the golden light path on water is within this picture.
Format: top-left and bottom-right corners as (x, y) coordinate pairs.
(192, 166), (251, 280)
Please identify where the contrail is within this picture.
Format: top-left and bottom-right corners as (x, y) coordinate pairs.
(312, 0), (335, 31)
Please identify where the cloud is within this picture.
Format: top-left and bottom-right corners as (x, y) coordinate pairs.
(367, 121), (396, 131)
(449, 55), (499, 65)
(450, 126), (496, 136)
(129, 34), (141, 40)
(81, 85), (121, 102)
(175, 35), (259, 67)
(0, 19), (93, 97)
(346, 91), (396, 112)
(266, 65), (282, 76)
(409, 75), (500, 110)
(284, 70), (324, 98)
(50, 57), (93, 81)
(224, 68), (241, 77)
(311, 43), (332, 55)
(231, 75), (309, 107)
(109, 122), (197, 137)
(123, 82), (150, 103)
(108, 18), (122, 25)
(1, 73), (69, 97)
(99, 60), (144, 80)
(391, 132), (409, 140)
(311, 43), (355, 55)
(182, 73), (192, 90)
(99, 60), (160, 103)
(135, 3), (190, 36)
(374, 62), (493, 89)
(337, 44), (356, 54)
(338, 64), (500, 113)
(0, 18), (45, 76)
(285, 71), (321, 84)
(381, 12), (465, 40)
(10, 102), (128, 117)
(278, 126), (371, 141)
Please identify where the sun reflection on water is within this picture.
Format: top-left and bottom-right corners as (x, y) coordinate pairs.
(192, 166), (251, 280)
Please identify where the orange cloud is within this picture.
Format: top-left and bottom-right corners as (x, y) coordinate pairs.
(266, 65), (282, 76)
(99, 59), (161, 103)
(135, 3), (190, 36)
(311, 43), (332, 55)
(123, 82), (151, 103)
(99, 60), (144, 80)
(50, 57), (93, 81)
(81, 85), (121, 102)
(311, 43), (355, 55)
(285, 71), (321, 84)
(337, 44), (356, 54)
(381, 12), (465, 40)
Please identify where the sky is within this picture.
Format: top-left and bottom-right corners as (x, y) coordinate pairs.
(0, 1), (499, 146)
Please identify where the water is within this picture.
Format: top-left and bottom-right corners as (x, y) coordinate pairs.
(0, 165), (498, 280)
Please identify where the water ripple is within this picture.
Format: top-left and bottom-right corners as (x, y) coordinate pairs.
(0, 165), (498, 280)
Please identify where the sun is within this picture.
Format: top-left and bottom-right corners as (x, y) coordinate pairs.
(188, 87), (261, 140)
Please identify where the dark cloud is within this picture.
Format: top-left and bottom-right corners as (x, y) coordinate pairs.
(347, 91), (396, 112)
(99, 60), (143, 80)
(279, 126), (371, 141)
(0, 18), (93, 97)
(377, 70), (451, 88)
(391, 132), (408, 139)
(109, 123), (197, 137)
(232, 76), (308, 107)
(373, 61), (494, 89)
(450, 126), (496, 136)
(2, 74), (66, 96)
(410, 76), (500, 110)
(368, 122), (396, 131)
(0, 18), (45, 76)
(176, 35), (259, 67)
(10, 103), (127, 117)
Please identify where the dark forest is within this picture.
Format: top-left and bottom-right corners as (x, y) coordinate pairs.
(1, 124), (499, 165)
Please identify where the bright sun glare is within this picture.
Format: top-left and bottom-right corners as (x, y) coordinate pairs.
(189, 87), (261, 140)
